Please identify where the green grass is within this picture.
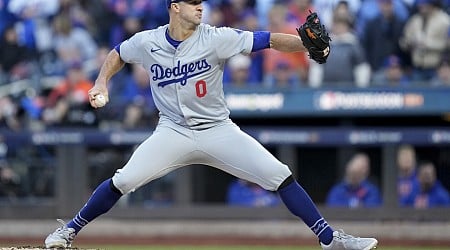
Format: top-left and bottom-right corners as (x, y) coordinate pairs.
(76, 246), (450, 250)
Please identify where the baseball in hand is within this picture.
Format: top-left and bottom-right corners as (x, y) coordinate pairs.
(94, 94), (107, 107)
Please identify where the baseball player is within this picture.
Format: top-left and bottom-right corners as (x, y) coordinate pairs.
(45, 1), (378, 249)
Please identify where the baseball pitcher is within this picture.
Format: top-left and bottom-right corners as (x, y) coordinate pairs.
(45, 1), (377, 249)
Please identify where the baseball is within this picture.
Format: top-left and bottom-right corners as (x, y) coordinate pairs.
(94, 94), (107, 107)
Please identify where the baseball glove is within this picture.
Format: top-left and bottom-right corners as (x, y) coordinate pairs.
(296, 11), (331, 64)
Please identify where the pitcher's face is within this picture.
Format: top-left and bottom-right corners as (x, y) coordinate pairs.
(178, 0), (204, 25)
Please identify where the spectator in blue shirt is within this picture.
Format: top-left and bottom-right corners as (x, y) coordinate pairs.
(397, 144), (419, 206)
(431, 58), (450, 87)
(403, 161), (450, 208)
(227, 179), (280, 207)
(326, 153), (382, 208)
(372, 55), (411, 87)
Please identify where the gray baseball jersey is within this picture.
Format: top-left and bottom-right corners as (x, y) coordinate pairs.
(112, 24), (292, 194)
(120, 23), (253, 129)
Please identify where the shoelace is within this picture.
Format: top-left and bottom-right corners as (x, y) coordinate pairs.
(55, 219), (67, 234)
(56, 219), (67, 228)
(335, 229), (368, 249)
(334, 229), (377, 249)
(335, 230), (357, 240)
(53, 219), (74, 239)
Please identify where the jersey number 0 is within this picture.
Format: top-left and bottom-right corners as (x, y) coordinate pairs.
(195, 80), (207, 98)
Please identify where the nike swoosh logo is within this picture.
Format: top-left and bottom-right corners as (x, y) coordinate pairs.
(151, 48), (161, 53)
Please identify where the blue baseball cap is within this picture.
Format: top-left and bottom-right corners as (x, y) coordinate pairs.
(166, 0), (206, 8)
(383, 55), (402, 68)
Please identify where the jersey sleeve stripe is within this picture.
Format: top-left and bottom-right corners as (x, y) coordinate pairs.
(114, 42), (123, 55)
(252, 31), (270, 52)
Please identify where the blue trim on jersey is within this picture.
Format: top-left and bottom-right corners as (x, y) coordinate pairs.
(252, 31), (270, 52)
(114, 42), (122, 55)
(165, 29), (182, 49)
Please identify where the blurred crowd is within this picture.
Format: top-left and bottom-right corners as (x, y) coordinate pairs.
(2, 0), (450, 207)
(0, 0), (449, 131)
(324, 145), (450, 209)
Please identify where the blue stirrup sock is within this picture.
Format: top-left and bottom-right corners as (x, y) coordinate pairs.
(67, 178), (122, 234)
(278, 178), (334, 245)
